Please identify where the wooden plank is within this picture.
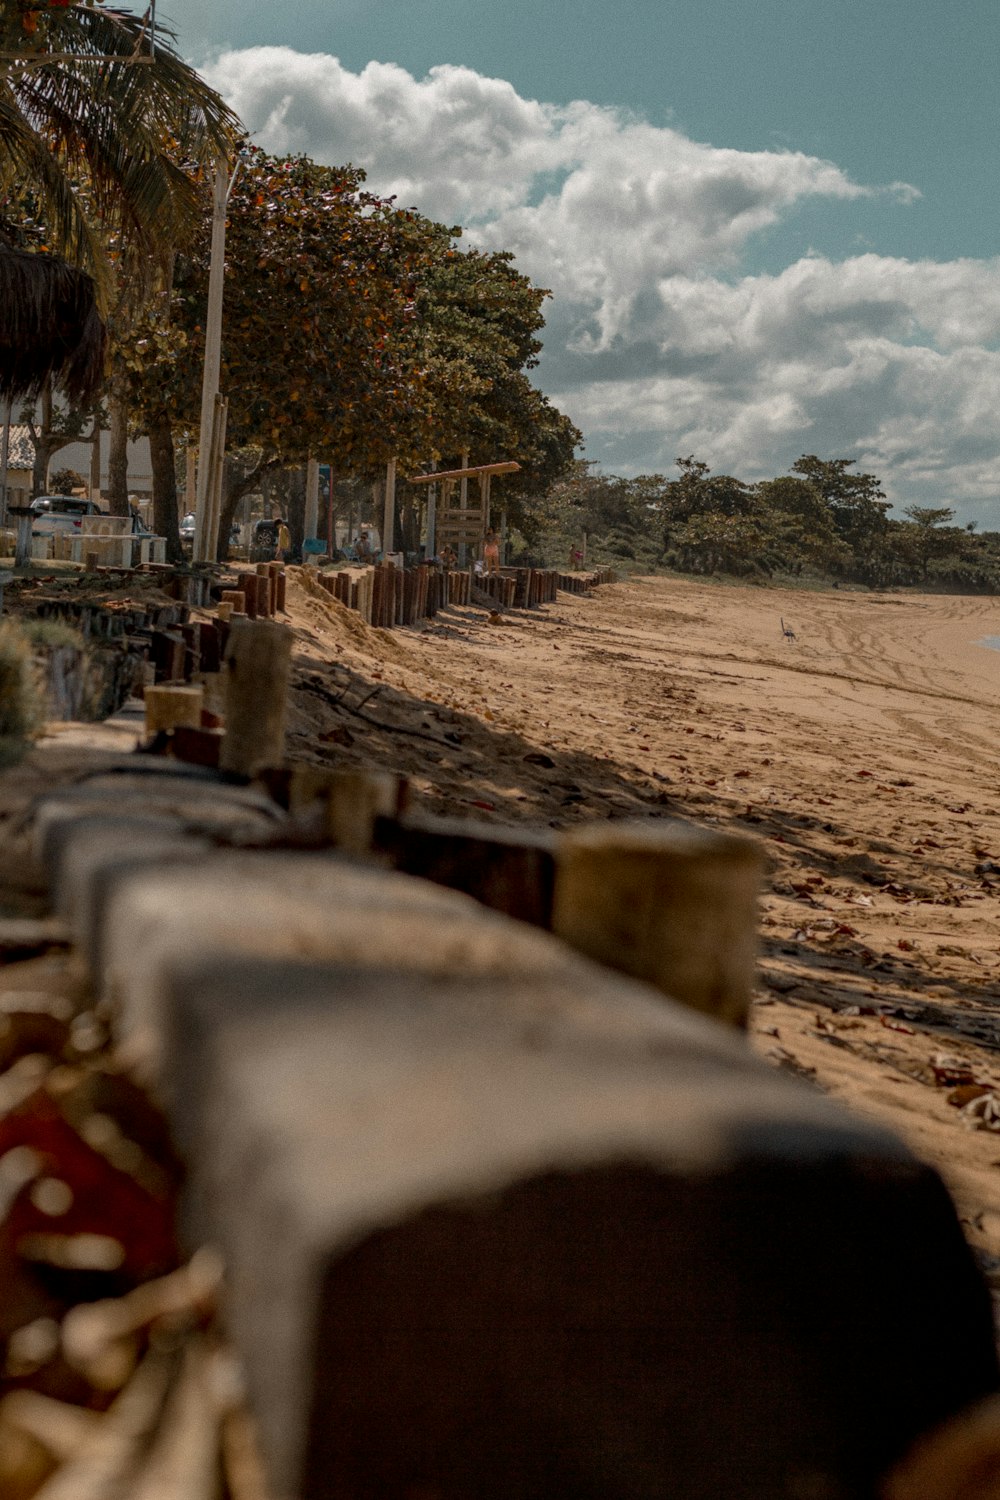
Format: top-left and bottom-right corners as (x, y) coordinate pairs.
(407, 461), (521, 483)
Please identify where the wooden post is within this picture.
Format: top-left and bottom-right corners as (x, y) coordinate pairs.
(237, 571), (258, 620)
(275, 568), (286, 614)
(143, 684), (204, 736)
(255, 564), (273, 618)
(193, 158), (230, 562)
(221, 590), (246, 613)
(552, 820), (765, 1028)
(382, 458), (396, 557)
(325, 769), (407, 855)
(220, 619), (293, 777)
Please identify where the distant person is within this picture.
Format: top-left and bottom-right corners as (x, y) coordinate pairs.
(356, 529), (372, 561)
(569, 545), (583, 568)
(440, 543), (457, 569)
(484, 528), (501, 575)
(274, 516), (292, 562)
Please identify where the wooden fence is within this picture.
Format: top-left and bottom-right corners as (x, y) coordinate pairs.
(315, 562), (616, 629)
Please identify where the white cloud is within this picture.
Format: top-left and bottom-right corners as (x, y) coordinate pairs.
(202, 46), (1000, 519)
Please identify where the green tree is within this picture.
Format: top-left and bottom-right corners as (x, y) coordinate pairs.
(754, 475), (852, 576)
(901, 505), (957, 582)
(126, 148), (578, 556)
(791, 456), (890, 582)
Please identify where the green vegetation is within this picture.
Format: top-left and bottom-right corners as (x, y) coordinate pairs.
(0, 623), (42, 763)
(526, 456), (1000, 590)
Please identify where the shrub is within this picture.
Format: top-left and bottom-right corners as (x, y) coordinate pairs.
(0, 623), (43, 762)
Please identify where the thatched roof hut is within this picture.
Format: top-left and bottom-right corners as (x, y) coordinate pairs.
(0, 246), (106, 405)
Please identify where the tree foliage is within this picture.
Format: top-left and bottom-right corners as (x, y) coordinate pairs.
(0, 0), (239, 304)
(123, 147), (579, 537)
(531, 454), (1000, 591)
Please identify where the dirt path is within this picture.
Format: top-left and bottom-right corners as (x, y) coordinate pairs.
(281, 571), (1000, 1280)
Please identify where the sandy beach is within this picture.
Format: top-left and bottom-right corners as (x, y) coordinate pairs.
(278, 571), (1000, 1280)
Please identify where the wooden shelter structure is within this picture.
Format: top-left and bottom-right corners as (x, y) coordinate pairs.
(408, 459), (520, 554)
(0, 247), (105, 406)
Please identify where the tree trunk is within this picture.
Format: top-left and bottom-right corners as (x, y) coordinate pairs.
(89, 423), (102, 502)
(148, 408), (183, 563)
(287, 468), (305, 558)
(400, 495), (419, 556)
(215, 457), (284, 562)
(107, 389), (129, 516)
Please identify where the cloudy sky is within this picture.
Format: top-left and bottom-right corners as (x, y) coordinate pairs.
(153, 0), (1000, 519)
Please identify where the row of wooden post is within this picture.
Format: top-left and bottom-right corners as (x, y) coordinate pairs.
(228, 562), (287, 621)
(315, 562), (614, 629)
(317, 564), (473, 628)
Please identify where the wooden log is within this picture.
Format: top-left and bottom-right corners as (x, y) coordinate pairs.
(325, 768), (408, 855)
(275, 567), (287, 614)
(156, 938), (1000, 1500)
(236, 572), (258, 620)
(180, 622), (201, 679)
(371, 565), (384, 630)
(171, 725), (224, 769)
(394, 564), (404, 626)
(196, 622), (222, 674)
(144, 685), (204, 736)
(374, 813), (555, 926)
(552, 819), (765, 1028)
(220, 619), (293, 778)
(256, 563), (273, 617)
(149, 631), (184, 683)
(267, 562), (281, 615)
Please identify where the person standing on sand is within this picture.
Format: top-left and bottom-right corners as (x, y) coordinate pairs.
(484, 529), (501, 575)
(274, 517), (291, 563)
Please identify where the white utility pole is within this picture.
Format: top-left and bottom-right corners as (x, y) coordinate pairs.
(193, 158), (231, 561)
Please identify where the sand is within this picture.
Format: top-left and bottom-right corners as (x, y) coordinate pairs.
(283, 571), (1000, 1282)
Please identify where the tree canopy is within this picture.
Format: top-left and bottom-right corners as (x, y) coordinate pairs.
(528, 455), (997, 591)
(124, 147), (579, 501)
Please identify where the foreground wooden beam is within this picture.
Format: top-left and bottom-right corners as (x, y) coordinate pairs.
(373, 812), (556, 927)
(219, 619), (293, 777)
(552, 819), (765, 1027)
(158, 945), (998, 1500)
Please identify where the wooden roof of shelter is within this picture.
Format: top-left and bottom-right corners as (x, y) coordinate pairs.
(0, 247), (106, 405)
(407, 461), (520, 484)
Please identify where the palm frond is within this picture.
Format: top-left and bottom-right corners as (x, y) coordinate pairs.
(0, 4), (239, 295)
(0, 244), (106, 403)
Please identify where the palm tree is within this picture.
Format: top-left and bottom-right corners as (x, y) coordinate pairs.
(0, 1), (239, 298)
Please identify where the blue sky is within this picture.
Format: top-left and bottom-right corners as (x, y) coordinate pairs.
(151, 0), (1000, 519)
